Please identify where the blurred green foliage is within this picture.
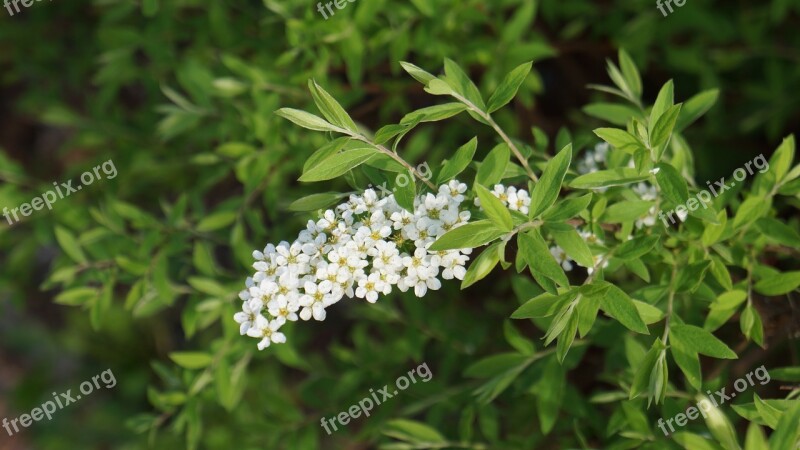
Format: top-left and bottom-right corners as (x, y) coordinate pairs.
(0, 0), (798, 449)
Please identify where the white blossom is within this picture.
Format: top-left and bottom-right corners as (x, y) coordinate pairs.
(235, 180), (476, 350)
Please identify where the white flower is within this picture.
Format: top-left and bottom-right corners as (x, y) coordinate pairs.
(492, 184), (509, 203)
(633, 182), (658, 202)
(369, 240), (402, 272)
(267, 294), (300, 323)
(586, 255), (609, 275)
(579, 229), (604, 245)
(507, 189), (531, 214)
(356, 273), (386, 303)
(246, 315), (286, 350)
(236, 179), (482, 348)
(233, 299), (263, 335)
(440, 180), (467, 203)
(549, 245), (573, 272)
(276, 241), (311, 273)
(299, 280), (334, 321)
(435, 250), (470, 280)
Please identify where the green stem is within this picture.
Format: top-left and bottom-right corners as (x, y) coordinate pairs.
(348, 134), (437, 190)
(450, 93), (539, 183)
(661, 262), (679, 344)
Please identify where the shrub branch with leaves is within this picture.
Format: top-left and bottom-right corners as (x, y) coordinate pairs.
(237, 51), (800, 449)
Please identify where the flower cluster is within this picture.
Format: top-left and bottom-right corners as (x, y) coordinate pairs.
(234, 180), (473, 350)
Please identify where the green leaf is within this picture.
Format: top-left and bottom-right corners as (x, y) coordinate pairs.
(169, 352), (213, 370)
(464, 353), (529, 378)
(733, 196), (771, 229)
(714, 290), (748, 309)
(754, 395), (782, 429)
(770, 367), (800, 382)
(768, 401), (800, 450)
(593, 128), (643, 154)
(542, 194), (592, 221)
(475, 184), (513, 232)
(602, 200), (656, 223)
(551, 227), (593, 268)
(583, 103), (641, 126)
(383, 419), (447, 444)
(303, 137), (350, 172)
(630, 338), (665, 400)
(501, 0), (536, 43)
(741, 305), (764, 346)
(650, 104), (682, 157)
(461, 243), (501, 288)
(275, 108), (344, 133)
(670, 324), (737, 359)
(650, 80), (674, 133)
(512, 290), (577, 319)
(754, 271), (800, 296)
(55, 287), (98, 306)
(308, 80), (358, 132)
(429, 220), (505, 251)
(299, 147), (379, 182)
(187, 277), (229, 297)
(443, 58), (485, 111)
(55, 226), (87, 263)
(769, 135), (795, 184)
(614, 235), (660, 260)
(196, 210), (237, 232)
(595, 281), (649, 334)
(633, 300), (663, 324)
(605, 59), (635, 102)
(533, 356), (565, 434)
(529, 144), (572, 218)
(676, 89), (719, 132)
(438, 137), (478, 183)
(702, 210), (729, 247)
(476, 143), (510, 186)
(486, 61), (532, 113)
(503, 321), (535, 354)
(374, 123), (411, 145)
(673, 432), (726, 450)
(289, 192), (346, 212)
(399, 61), (436, 85)
(671, 336), (702, 390)
(518, 231), (569, 287)
(401, 102), (468, 125)
(618, 49), (642, 98)
(425, 78), (454, 96)
(755, 218), (800, 247)
(656, 162), (690, 207)
(744, 422), (769, 450)
(391, 173), (415, 214)
(570, 168), (650, 189)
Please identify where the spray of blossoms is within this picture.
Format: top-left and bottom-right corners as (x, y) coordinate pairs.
(234, 180), (474, 350)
